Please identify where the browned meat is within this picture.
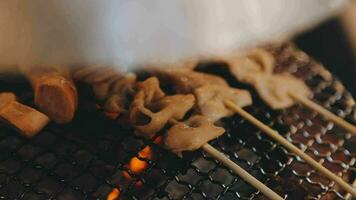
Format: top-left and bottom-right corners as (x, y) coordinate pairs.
(73, 66), (120, 84)
(129, 77), (195, 138)
(0, 92), (17, 110)
(103, 73), (137, 114)
(151, 67), (252, 121)
(226, 48), (311, 109)
(92, 82), (112, 100)
(254, 74), (311, 109)
(164, 115), (225, 154)
(227, 48), (274, 85)
(73, 66), (123, 101)
(151, 68), (228, 93)
(22, 67), (78, 124)
(246, 48), (275, 74)
(73, 66), (137, 116)
(0, 101), (50, 137)
(194, 84), (252, 121)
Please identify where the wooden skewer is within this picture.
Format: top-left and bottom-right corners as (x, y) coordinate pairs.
(224, 99), (356, 197)
(201, 144), (284, 200)
(345, 179), (356, 200)
(168, 119), (284, 200)
(288, 92), (356, 135)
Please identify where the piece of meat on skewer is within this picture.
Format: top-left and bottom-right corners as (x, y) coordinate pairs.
(226, 48), (311, 109)
(103, 73), (137, 114)
(0, 101), (50, 137)
(151, 68), (228, 94)
(73, 66), (122, 100)
(127, 76), (227, 154)
(225, 48), (275, 85)
(164, 115), (225, 154)
(151, 67), (252, 121)
(129, 77), (195, 138)
(254, 74), (311, 109)
(73, 67), (137, 116)
(22, 67), (78, 124)
(194, 84), (252, 122)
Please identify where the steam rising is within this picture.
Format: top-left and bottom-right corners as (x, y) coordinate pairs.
(0, 0), (347, 72)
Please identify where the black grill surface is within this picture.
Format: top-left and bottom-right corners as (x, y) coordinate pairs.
(0, 44), (355, 200)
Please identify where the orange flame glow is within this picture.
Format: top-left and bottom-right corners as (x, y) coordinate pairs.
(107, 188), (120, 200)
(104, 111), (119, 120)
(153, 136), (162, 145)
(128, 146), (152, 174)
(122, 144), (155, 188)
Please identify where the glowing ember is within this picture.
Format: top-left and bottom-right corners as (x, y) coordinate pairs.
(104, 111), (119, 120)
(128, 146), (153, 174)
(153, 136), (162, 144)
(122, 145), (154, 189)
(122, 170), (133, 181)
(135, 180), (144, 187)
(107, 188), (120, 200)
(129, 157), (148, 174)
(139, 146), (153, 159)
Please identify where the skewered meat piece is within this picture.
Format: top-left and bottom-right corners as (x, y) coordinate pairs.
(151, 68), (228, 93)
(226, 48), (311, 109)
(73, 66), (123, 100)
(227, 48), (275, 85)
(152, 67), (252, 121)
(0, 101), (50, 137)
(164, 115), (225, 154)
(194, 85), (252, 121)
(129, 77), (195, 138)
(22, 67), (78, 124)
(103, 73), (137, 114)
(254, 74), (311, 109)
(73, 67), (137, 116)
(0, 92), (17, 110)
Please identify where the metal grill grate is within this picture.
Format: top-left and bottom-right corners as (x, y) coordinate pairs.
(0, 44), (355, 200)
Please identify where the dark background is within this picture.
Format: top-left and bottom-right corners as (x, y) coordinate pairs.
(294, 18), (356, 96)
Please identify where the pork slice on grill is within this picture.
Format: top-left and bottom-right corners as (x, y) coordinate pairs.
(194, 84), (252, 122)
(226, 48), (311, 109)
(73, 66), (138, 115)
(129, 77), (195, 138)
(164, 115), (225, 154)
(254, 73), (311, 109)
(225, 48), (275, 85)
(103, 73), (137, 114)
(151, 67), (252, 121)
(151, 68), (228, 94)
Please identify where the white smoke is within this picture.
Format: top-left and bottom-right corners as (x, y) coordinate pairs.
(0, 0), (348, 72)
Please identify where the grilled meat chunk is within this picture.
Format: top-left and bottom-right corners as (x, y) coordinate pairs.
(227, 48), (275, 85)
(226, 48), (311, 109)
(194, 84), (252, 121)
(73, 66), (137, 116)
(129, 77), (195, 138)
(152, 67), (252, 121)
(0, 101), (50, 137)
(103, 73), (137, 114)
(0, 92), (17, 110)
(254, 74), (311, 109)
(164, 115), (225, 154)
(151, 68), (228, 93)
(23, 67), (78, 124)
